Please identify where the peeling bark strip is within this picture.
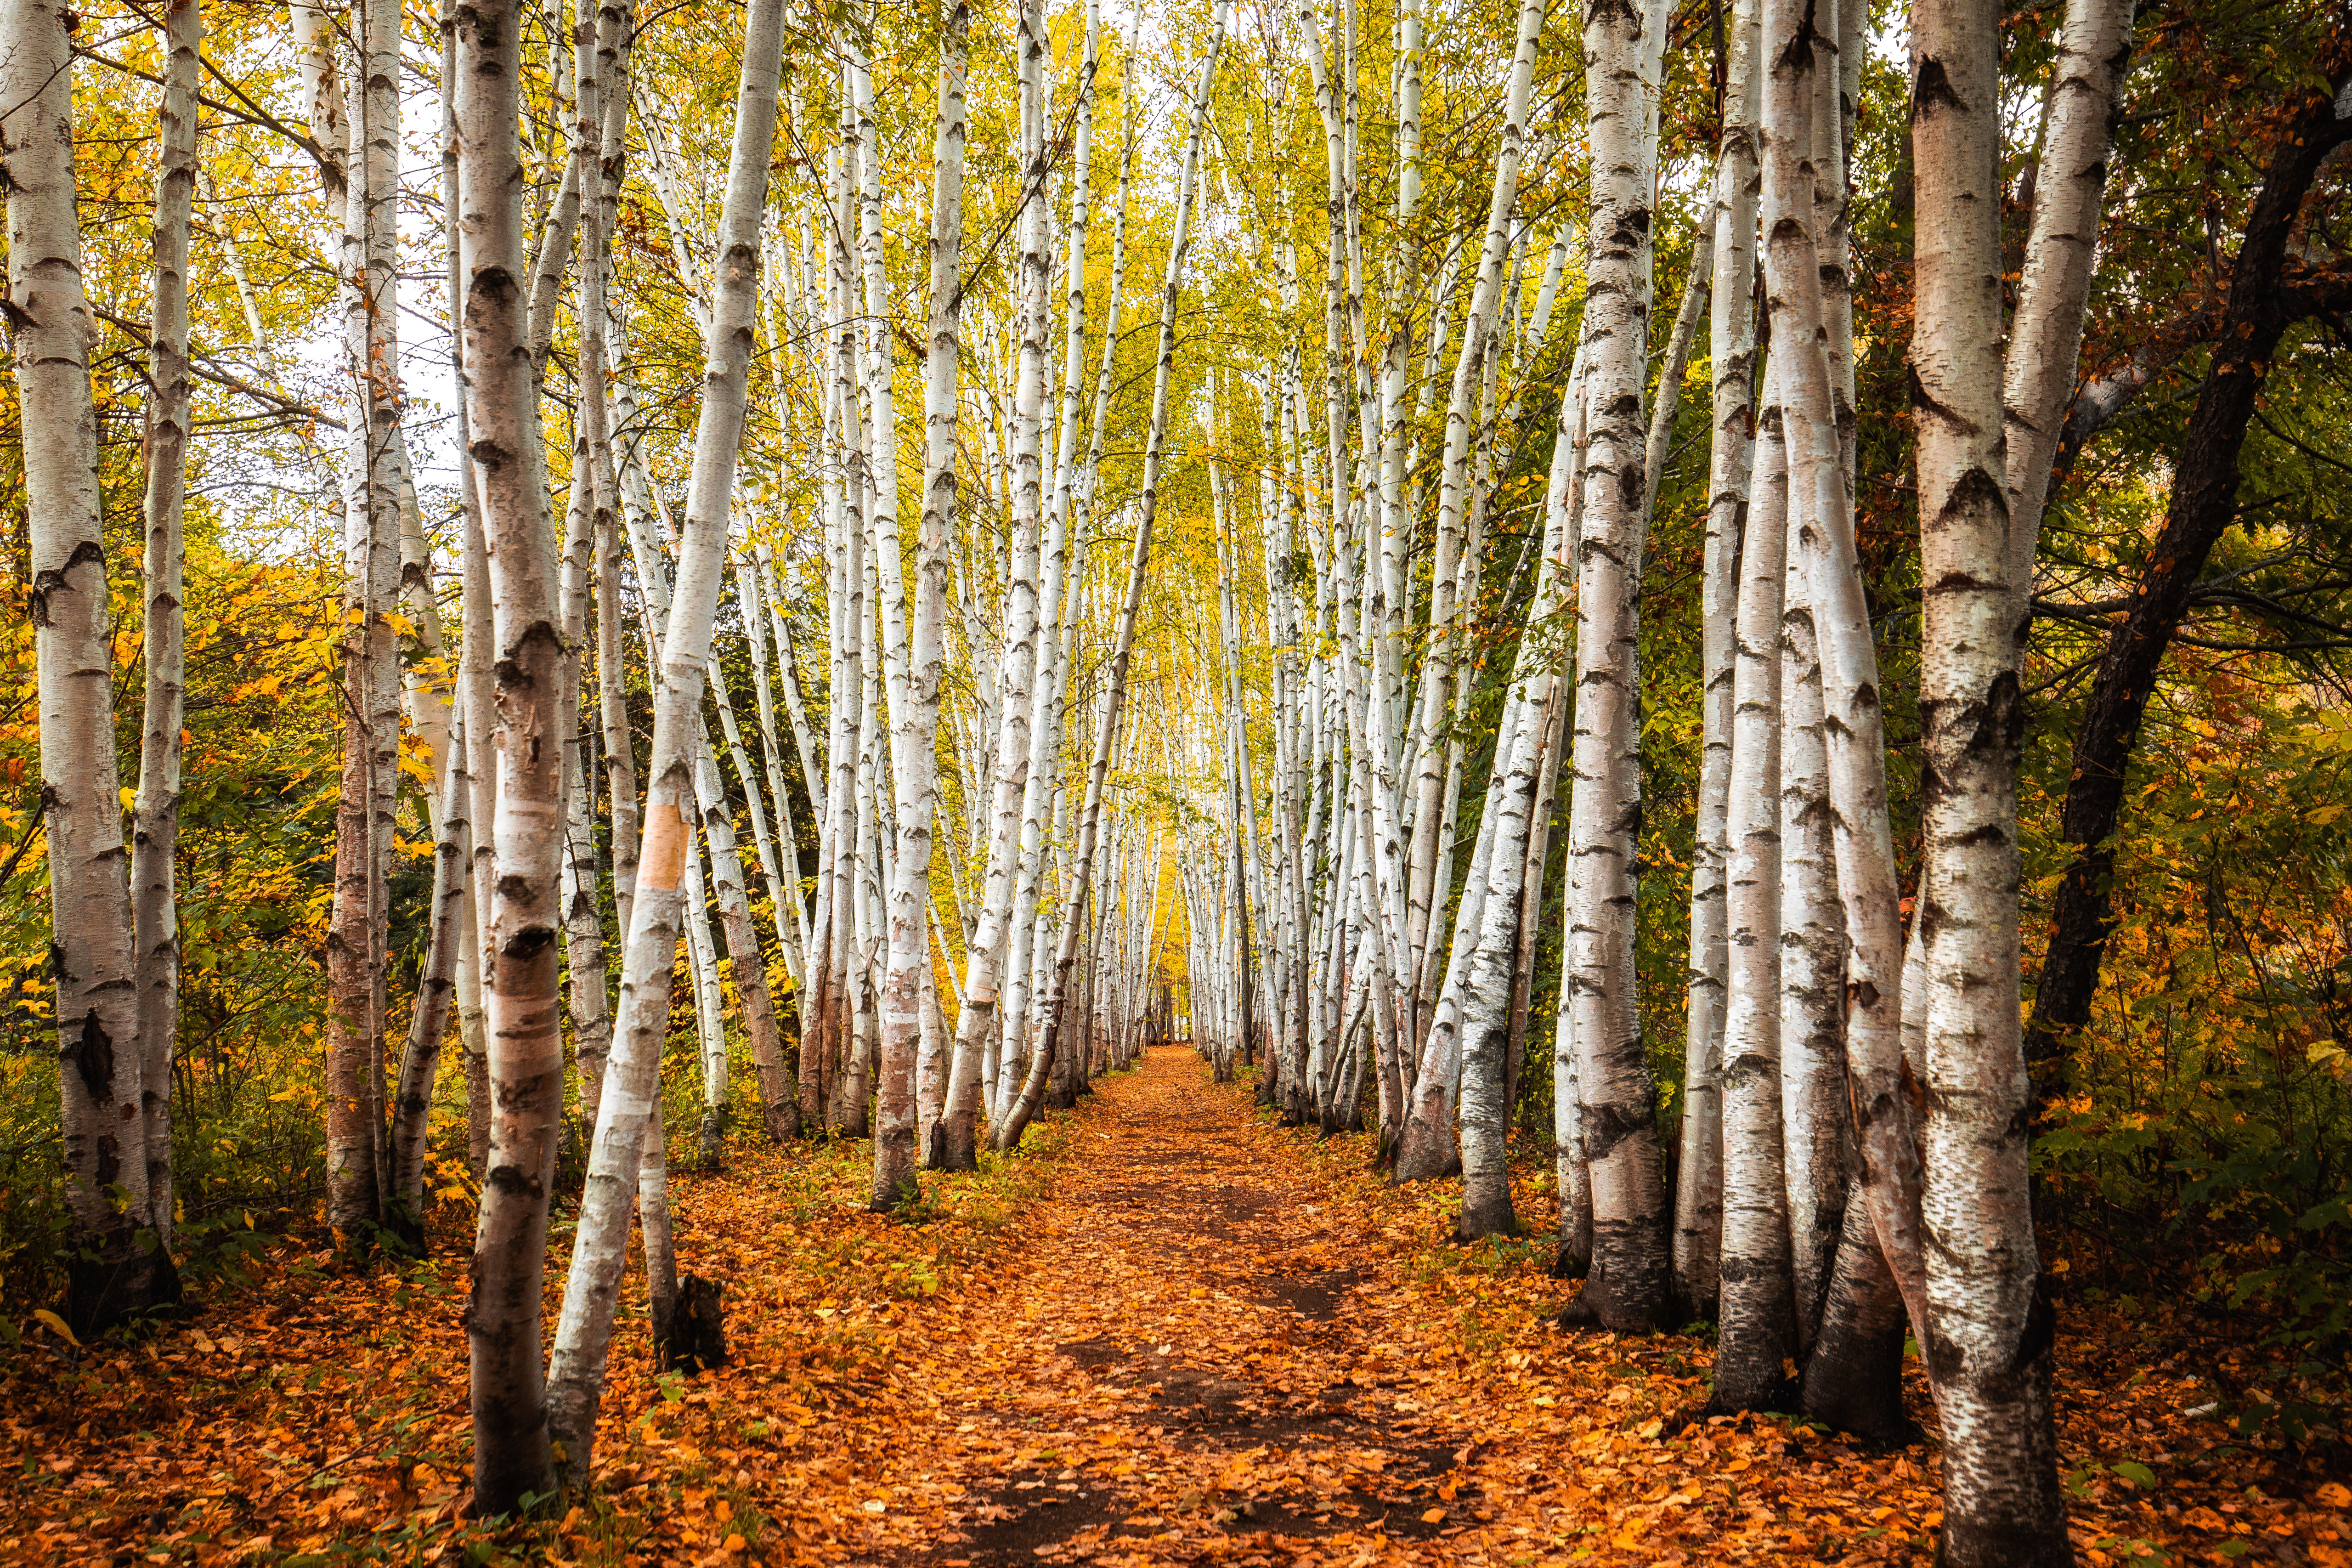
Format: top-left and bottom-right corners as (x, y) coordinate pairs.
(543, 0), (785, 1489)
(7, 0), (177, 1334)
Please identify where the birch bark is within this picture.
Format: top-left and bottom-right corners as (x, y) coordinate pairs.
(131, 0), (204, 1258)
(905, 0), (973, 1185)
(1711, 361), (1793, 1406)
(1397, 0), (1551, 1067)
(543, 0), (783, 1482)
(1561, 0), (1673, 1332)
(1670, 0), (1759, 1317)
(457, 0), (565, 1511)
(1912, 0), (2070, 1552)
(9, 0), (175, 1330)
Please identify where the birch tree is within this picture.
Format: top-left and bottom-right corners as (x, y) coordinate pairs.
(887, 0), (970, 1201)
(130, 0), (203, 1259)
(543, 0), (786, 1484)
(1909, 0), (2069, 1551)
(1560, 0), (1674, 1333)
(456, 0), (569, 1511)
(7, 0), (178, 1332)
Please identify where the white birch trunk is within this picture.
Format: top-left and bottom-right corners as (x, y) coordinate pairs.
(1673, 0), (1763, 1322)
(130, 0), (204, 1259)
(456, 0), (565, 1512)
(916, 1), (978, 1175)
(543, 0), (784, 1484)
(1561, 0), (1673, 1331)
(9, 0), (174, 1330)
(1913, 0), (2075, 1551)
(1711, 360), (1795, 1407)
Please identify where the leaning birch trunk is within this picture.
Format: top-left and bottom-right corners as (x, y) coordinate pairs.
(1911, 0), (2071, 1552)
(319, 0), (387, 1241)
(1560, 0), (1673, 1333)
(439, 0), (494, 1180)
(739, 559), (807, 968)
(544, 0), (784, 1484)
(1454, 676), (1560, 1242)
(390, 717), (474, 1232)
(2002, 0), (2137, 592)
(1778, 481), (1851, 1358)
(1387, 0), (1550, 1184)
(1775, 13), (1930, 1358)
(1396, 0), (1546, 1000)
(588, 5), (636, 976)
(882, 0), (969, 1205)
(1673, 0), (1762, 1323)
(130, 0), (204, 1258)
(457, 0), (565, 1515)
(687, 836), (731, 1169)
(2007, 0), (2136, 1099)
(8, 0), (175, 1333)
(556, 0), (615, 1140)
(695, 739), (794, 1143)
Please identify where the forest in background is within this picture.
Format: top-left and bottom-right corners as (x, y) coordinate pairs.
(0, 0), (2349, 1557)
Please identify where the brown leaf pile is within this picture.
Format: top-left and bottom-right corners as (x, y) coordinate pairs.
(4, 1047), (2346, 1566)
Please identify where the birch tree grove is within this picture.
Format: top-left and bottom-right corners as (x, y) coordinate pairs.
(18, 0), (2352, 1552)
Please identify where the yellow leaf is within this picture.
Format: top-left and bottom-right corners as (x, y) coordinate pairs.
(2318, 1482), (2352, 1509)
(1420, 1508), (1446, 1524)
(723, 1534), (747, 1552)
(32, 1308), (79, 1347)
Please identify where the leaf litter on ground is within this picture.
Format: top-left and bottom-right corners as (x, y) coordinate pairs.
(4, 1046), (2347, 1566)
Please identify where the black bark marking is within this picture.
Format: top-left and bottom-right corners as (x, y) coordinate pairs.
(70, 1007), (114, 1101)
(1910, 57), (1967, 119)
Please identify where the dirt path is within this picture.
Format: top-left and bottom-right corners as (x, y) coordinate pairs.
(904, 1045), (1473, 1565)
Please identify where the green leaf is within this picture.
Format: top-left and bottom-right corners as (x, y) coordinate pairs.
(2110, 1461), (2159, 1489)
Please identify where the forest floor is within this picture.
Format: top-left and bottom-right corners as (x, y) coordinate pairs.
(6, 1045), (2348, 1566)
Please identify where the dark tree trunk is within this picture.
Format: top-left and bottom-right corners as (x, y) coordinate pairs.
(2023, 90), (2352, 1121)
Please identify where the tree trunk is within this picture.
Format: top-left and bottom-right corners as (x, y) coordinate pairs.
(457, 0), (565, 1513)
(9, 0), (178, 1333)
(696, 738), (792, 1143)
(888, 0), (969, 1201)
(1560, 0), (1673, 1334)
(1711, 355), (1795, 1407)
(1911, 0), (2073, 1553)
(130, 0), (204, 1262)
(389, 717), (474, 1243)
(543, 0), (784, 1484)
(441, 0), (494, 1184)
(1674, 0), (1761, 1324)
(2020, 82), (2347, 1120)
